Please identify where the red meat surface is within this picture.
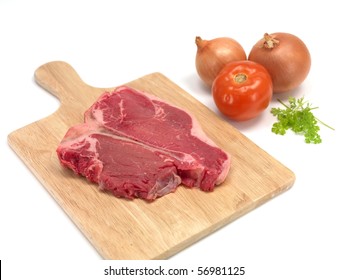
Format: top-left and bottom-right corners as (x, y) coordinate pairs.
(57, 86), (230, 200)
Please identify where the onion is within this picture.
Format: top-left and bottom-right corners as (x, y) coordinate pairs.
(248, 32), (311, 93)
(195, 36), (247, 87)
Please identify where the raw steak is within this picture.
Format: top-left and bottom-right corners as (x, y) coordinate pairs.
(57, 86), (230, 200)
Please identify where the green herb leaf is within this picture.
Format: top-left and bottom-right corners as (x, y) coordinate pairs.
(270, 97), (334, 144)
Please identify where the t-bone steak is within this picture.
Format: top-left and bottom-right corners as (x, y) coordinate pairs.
(57, 86), (231, 201)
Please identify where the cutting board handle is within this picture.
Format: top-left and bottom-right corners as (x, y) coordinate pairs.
(34, 61), (91, 104)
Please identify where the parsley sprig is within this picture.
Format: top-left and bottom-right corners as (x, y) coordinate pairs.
(270, 97), (334, 144)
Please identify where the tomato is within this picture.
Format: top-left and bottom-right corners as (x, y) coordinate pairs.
(212, 60), (273, 121)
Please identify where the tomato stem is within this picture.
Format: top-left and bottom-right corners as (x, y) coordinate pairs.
(234, 73), (247, 84)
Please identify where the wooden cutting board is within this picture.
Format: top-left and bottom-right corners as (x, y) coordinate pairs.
(8, 61), (295, 260)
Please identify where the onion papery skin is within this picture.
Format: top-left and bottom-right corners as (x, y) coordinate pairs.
(195, 36), (247, 87)
(248, 32), (311, 93)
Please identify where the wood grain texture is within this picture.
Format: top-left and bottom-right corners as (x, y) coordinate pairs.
(8, 61), (295, 260)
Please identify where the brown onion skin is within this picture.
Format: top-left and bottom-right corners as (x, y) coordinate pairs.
(248, 32), (311, 93)
(195, 36), (247, 87)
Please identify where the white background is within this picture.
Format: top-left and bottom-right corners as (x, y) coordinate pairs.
(1, 0), (346, 279)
